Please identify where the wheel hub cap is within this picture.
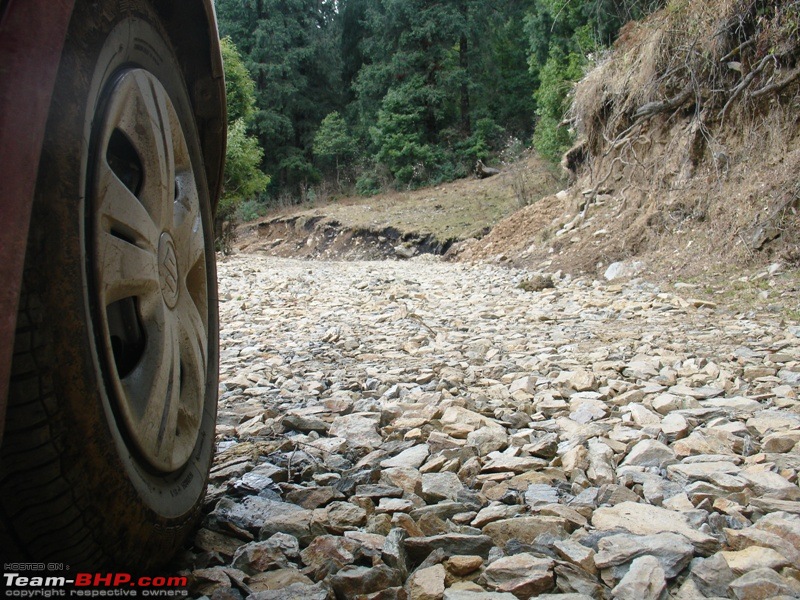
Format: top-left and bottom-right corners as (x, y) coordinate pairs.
(90, 68), (209, 473)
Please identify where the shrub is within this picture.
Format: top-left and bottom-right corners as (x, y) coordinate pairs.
(236, 198), (268, 223)
(532, 46), (586, 162)
(355, 172), (383, 196)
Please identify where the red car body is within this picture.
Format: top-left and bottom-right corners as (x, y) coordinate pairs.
(0, 0), (226, 441)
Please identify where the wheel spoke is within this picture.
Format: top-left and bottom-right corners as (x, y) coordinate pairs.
(96, 159), (160, 251)
(104, 71), (175, 230)
(175, 292), (207, 452)
(121, 310), (183, 467)
(96, 229), (160, 306)
(154, 313), (183, 462)
(177, 291), (208, 393)
(173, 172), (205, 275)
(119, 306), (170, 439)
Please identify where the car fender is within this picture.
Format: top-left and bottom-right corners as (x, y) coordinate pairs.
(0, 0), (74, 443)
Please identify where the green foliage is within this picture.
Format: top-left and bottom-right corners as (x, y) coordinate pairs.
(527, 0), (661, 65)
(370, 80), (438, 185)
(351, 0), (542, 187)
(525, 2), (598, 163)
(532, 47), (586, 161)
(236, 198), (268, 223)
(355, 172), (383, 196)
(217, 36), (270, 236)
(462, 118), (505, 162)
(525, 0), (661, 163)
(215, 0), (663, 195)
(477, 14), (538, 138)
(314, 112), (357, 161)
(313, 111), (357, 185)
(217, 0), (342, 198)
(220, 37), (256, 123)
(224, 119), (270, 203)
(357, 1), (463, 138)
(430, 156), (469, 185)
(277, 148), (320, 189)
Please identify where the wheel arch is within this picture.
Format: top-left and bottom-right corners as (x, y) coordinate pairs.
(153, 0), (227, 215)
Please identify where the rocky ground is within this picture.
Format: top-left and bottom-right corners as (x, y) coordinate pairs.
(176, 253), (800, 600)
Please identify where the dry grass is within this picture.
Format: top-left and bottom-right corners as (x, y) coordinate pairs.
(573, 0), (800, 161)
(240, 154), (564, 247)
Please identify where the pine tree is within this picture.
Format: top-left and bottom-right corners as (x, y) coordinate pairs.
(217, 0), (344, 199)
(353, 0), (471, 184)
(313, 112), (357, 187)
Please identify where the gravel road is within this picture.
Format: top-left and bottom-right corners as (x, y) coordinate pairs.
(178, 253), (800, 600)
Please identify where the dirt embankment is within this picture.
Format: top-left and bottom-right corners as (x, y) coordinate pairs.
(453, 1), (800, 283)
(240, 214), (455, 261)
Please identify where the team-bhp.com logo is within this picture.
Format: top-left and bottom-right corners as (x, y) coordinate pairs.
(3, 568), (188, 598)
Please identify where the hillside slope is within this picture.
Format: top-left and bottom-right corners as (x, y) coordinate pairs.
(235, 154), (563, 260)
(453, 1), (800, 283)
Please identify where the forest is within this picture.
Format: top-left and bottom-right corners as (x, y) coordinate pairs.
(216, 0), (664, 220)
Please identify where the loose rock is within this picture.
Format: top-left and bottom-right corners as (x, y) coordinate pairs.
(178, 255), (800, 599)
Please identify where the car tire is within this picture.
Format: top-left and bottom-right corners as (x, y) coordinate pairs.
(0, 0), (218, 568)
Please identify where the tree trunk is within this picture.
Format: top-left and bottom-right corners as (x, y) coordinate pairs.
(459, 4), (471, 136)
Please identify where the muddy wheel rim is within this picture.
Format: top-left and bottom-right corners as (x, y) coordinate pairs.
(91, 68), (209, 473)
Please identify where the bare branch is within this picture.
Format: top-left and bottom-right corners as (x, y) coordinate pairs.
(752, 66), (800, 98)
(720, 38), (754, 63)
(633, 87), (694, 119)
(718, 54), (776, 119)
